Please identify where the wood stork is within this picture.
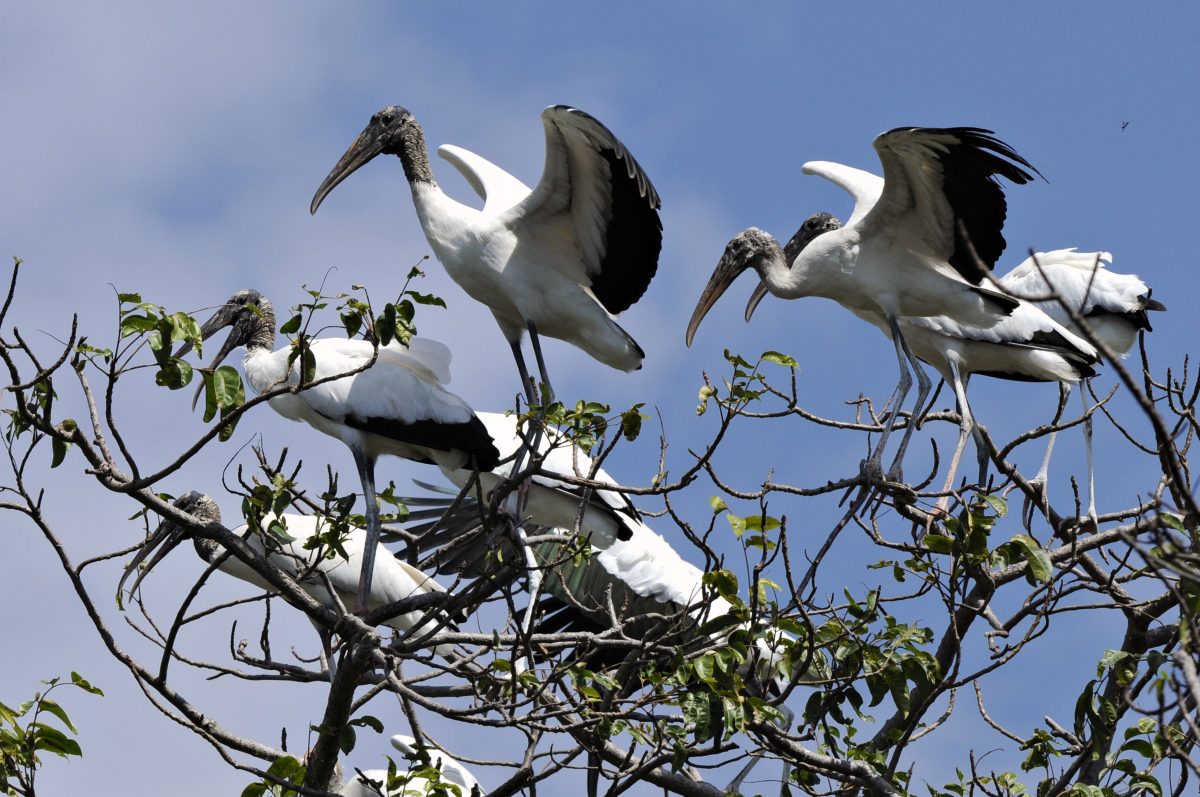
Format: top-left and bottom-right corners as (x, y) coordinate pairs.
(1000, 249), (1164, 517)
(119, 492), (454, 663)
(187, 290), (500, 611)
(342, 733), (479, 797)
(686, 128), (1041, 482)
(718, 212), (1100, 503)
(404, 488), (820, 797)
(310, 104), (663, 403)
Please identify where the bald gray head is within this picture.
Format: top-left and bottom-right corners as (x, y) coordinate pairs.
(685, 228), (783, 347)
(118, 492), (224, 604)
(311, 105), (431, 214)
(182, 289), (276, 409)
(743, 213), (842, 321)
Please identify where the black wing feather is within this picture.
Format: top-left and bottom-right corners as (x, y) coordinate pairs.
(556, 106), (663, 315)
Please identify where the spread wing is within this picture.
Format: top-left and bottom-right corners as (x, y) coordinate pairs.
(861, 127), (1041, 284)
(437, 144), (532, 214)
(498, 106), (663, 314)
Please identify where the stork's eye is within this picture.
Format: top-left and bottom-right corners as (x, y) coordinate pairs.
(379, 110), (396, 125)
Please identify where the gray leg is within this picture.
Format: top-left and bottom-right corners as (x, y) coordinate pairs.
(1081, 384), (1097, 523)
(936, 361), (973, 514)
(527, 321), (555, 405)
(1023, 383), (1069, 528)
(886, 324), (933, 482)
(864, 315), (914, 480)
(352, 449), (380, 614)
(509, 338), (537, 406)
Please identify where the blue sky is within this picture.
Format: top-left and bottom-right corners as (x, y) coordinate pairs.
(3, 3), (1197, 794)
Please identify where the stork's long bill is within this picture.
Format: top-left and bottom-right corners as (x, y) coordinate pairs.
(685, 241), (755, 347)
(118, 495), (207, 602)
(686, 215), (841, 347)
(183, 291), (265, 410)
(310, 106), (410, 215)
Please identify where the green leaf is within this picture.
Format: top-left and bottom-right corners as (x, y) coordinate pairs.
(406, 290), (446, 307)
(279, 313), (302, 335)
(37, 699), (77, 733)
(1161, 513), (1185, 531)
(30, 723), (82, 758)
(981, 494), (1008, 517)
(760, 350), (799, 368)
(1009, 534), (1052, 583)
(710, 495), (728, 513)
(51, 437), (73, 468)
(619, 406), (644, 441)
(69, 672), (103, 696)
(924, 534), (954, 554)
(349, 714), (385, 733)
(211, 365), (244, 407)
(155, 358), (193, 390)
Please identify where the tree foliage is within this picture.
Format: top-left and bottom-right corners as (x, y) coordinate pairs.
(1, 254), (1197, 797)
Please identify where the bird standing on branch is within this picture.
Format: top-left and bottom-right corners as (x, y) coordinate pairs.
(311, 104), (663, 404)
(688, 127), (1040, 484)
(184, 289), (498, 612)
(120, 492), (454, 668)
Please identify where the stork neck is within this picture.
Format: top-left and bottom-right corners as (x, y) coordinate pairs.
(757, 238), (810, 300)
(397, 121), (435, 187)
(248, 298), (277, 352)
(193, 535), (220, 564)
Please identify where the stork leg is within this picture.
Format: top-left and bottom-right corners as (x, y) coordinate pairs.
(509, 339), (537, 407)
(527, 321), (555, 405)
(936, 361), (974, 514)
(309, 619), (338, 680)
(862, 315), (916, 482)
(1023, 383), (1069, 528)
(504, 420), (546, 674)
(724, 705), (795, 797)
(1080, 384), (1098, 525)
(886, 330), (933, 482)
(352, 449), (381, 614)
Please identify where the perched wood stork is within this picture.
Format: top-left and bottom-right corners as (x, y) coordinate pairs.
(687, 128), (1041, 481)
(119, 492), (454, 661)
(1001, 249), (1164, 516)
(718, 214), (1100, 506)
(404, 488), (820, 797)
(187, 290), (500, 611)
(310, 104), (663, 403)
(342, 733), (479, 797)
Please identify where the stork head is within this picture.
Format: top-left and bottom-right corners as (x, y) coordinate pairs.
(686, 228), (782, 347)
(310, 105), (420, 214)
(118, 491), (222, 605)
(181, 289), (274, 409)
(744, 212), (842, 322)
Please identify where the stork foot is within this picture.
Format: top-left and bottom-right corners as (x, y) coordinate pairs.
(1021, 478), (1048, 530)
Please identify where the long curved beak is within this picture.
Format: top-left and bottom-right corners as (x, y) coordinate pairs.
(310, 123), (389, 215)
(745, 280), (770, 322)
(180, 304), (243, 410)
(117, 517), (185, 608)
(685, 248), (753, 347)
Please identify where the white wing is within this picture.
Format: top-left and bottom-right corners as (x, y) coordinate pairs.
(496, 106), (662, 315)
(227, 514), (445, 632)
(438, 411), (639, 547)
(860, 127), (1039, 284)
(300, 338), (477, 427)
(387, 336), (454, 386)
(1000, 249), (1146, 319)
(801, 161), (884, 227)
(437, 143), (532, 215)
